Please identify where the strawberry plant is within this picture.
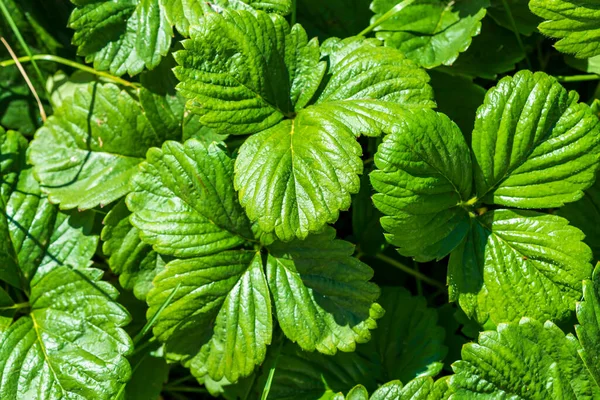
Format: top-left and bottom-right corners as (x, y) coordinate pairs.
(1, 0), (600, 399)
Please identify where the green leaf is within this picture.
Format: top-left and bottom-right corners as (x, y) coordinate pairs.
(428, 70), (485, 136)
(265, 340), (379, 399)
(234, 114), (362, 242)
(488, 0), (541, 36)
(101, 199), (166, 300)
(29, 82), (182, 210)
(450, 317), (600, 399)
(0, 265), (132, 399)
(448, 209), (592, 325)
(370, 109), (472, 262)
(127, 139), (254, 257)
(296, 0), (372, 40)
(69, 0), (173, 76)
(352, 171), (386, 256)
(438, 18), (526, 80)
(118, 345), (169, 400)
(530, 0), (600, 58)
(472, 70), (600, 208)
(576, 265), (600, 388)
(558, 179), (600, 261)
(565, 54), (600, 75)
(371, 0), (489, 68)
(346, 385), (369, 400)
(1, 130), (97, 289)
(370, 377), (451, 400)
(266, 227), (383, 354)
(0, 287), (15, 332)
(358, 287), (447, 384)
(162, 0), (292, 37)
(147, 251), (272, 382)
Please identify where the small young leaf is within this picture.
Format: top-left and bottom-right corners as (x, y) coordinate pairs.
(448, 209), (592, 325)
(371, 0), (489, 68)
(530, 0), (600, 58)
(266, 227), (383, 353)
(370, 109), (472, 262)
(472, 70), (600, 208)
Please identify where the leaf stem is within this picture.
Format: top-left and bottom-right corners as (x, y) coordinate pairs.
(375, 253), (446, 291)
(413, 261), (423, 296)
(0, 0), (49, 99)
(501, 0), (531, 70)
(556, 74), (600, 82)
(0, 301), (29, 311)
(358, 0), (415, 37)
(0, 54), (140, 88)
(291, 0), (297, 25)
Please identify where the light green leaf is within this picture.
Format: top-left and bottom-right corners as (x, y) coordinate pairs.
(162, 0), (292, 37)
(371, 0), (489, 68)
(488, 0), (541, 36)
(347, 385), (369, 400)
(370, 109), (472, 262)
(450, 317), (600, 399)
(234, 114), (362, 242)
(439, 18), (526, 80)
(370, 377), (451, 400)
(69, 0), (172, 76)
(0, 129), (28, 203)
(359, 287), (447, 383)
(472, 70), (600, 208)
(448, 209), (592, 325)
(28, 82), (182, 210)
(266, 227), (383, 354)
(101, 199), (166, 300)
(0, 266), (132, 399)
(147, 251), (272, 382)
(530, 0), (600, 58)
(127, 139), (254, 257)
(576, 265), (600, 388)
(558, 179), (600, 261)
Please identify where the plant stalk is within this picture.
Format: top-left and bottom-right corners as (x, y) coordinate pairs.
(375, 253), (446, 291)
(556, 74), (600, 82)
(358, 0), (415, 37)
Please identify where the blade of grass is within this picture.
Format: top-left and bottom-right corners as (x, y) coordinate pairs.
(0, 54), (140, 89)
(133, 282), (181, 346)
(0, 37), (46, 122)
(358, 0), (415, 37)
(261, 335), (285, 400)
(375, 253), (447, 291)
(0, 0), (51, 102)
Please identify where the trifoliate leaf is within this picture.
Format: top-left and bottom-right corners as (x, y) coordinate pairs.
(29, 82), (182, 210)
(487, 0), (541, 36)
(266, 227), (383, 353)
(101, 199), (166, 300)
(69, 0), (172, 76)
(450, 317), (600, 399)
(472, 70), (600, 208)
(359, 287), (447, 383)
(428, 70), (485, 136)
(147, 251), (271, 382)
(530, 0), (600, 58)
(371, 0), (488, 68)
(448, 209), (592, 325)
(558, 179), (600, 261)
(0, 266), (132, 399)
(127, 139), (254, 257)
(439, 18), (526, 80)
(370, 109), (472, 262)
(265, 340), (379, 399)
(162, 0), (292, 37)
(576, 265), (600, 387)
